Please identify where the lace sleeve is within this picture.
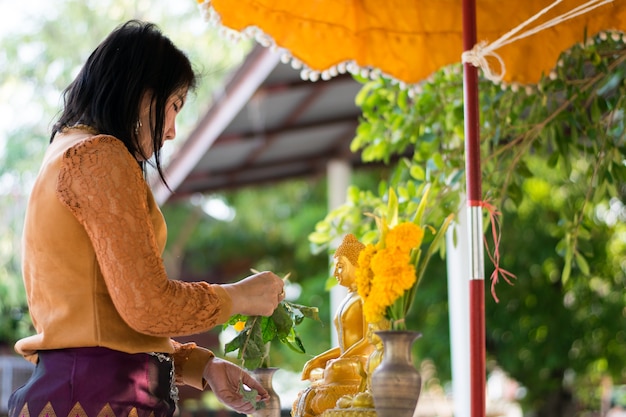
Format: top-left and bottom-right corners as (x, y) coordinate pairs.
(57, 136), (232, 336)
(171, 339), (214, 390)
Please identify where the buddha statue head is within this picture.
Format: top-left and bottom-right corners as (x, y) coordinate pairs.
(333, 234), (365, 291)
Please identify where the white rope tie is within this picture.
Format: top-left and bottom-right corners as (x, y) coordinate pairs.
(462, 0), (614, 82)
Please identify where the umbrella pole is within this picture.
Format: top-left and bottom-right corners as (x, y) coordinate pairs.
(462, 1), (486, 417)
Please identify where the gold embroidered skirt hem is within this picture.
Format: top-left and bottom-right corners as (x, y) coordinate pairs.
(8, 347), (176, 417)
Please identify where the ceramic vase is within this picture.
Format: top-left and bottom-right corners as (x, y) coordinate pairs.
(370, 330), (422, 417)
(251, 367), (281, 417)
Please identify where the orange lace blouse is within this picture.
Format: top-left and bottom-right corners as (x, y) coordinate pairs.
(15, 130), (233, 390)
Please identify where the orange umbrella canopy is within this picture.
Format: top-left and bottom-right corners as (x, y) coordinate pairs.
(206, 0), (626, 85)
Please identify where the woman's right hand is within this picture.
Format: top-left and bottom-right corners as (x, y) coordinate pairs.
(222, 271), (285, 316)
(203, 356), (270, 414)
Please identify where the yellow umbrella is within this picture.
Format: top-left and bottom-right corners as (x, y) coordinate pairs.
(197, 1), (626, 416)
(203, 0), (626, 85)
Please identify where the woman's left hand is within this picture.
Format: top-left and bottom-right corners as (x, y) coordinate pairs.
(203, 356), (270, 414)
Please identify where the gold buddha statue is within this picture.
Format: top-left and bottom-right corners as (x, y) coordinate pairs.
(320, 318), (391, 417)
(292, 234), (377, 417)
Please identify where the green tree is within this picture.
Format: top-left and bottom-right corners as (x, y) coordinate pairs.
(310, 33), (626, 416)
(486, 157), (626, 415)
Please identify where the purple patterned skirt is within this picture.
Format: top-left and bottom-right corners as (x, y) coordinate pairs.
(8, 347), (177, 417)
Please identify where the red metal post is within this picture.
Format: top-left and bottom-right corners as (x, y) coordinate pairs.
(462, 0), (486, 417)
(462, 0), (482, 204)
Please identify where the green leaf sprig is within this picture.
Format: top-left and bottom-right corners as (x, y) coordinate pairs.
(224, 274), (320, 369)
(238, 381), (266, 410)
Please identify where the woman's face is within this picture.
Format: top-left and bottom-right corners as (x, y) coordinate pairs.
(136, 89), (186, 160)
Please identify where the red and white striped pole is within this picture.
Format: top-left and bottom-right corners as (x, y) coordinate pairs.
(462, 0), (486, 416)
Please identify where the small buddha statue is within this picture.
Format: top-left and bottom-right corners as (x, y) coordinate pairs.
(292, 234), (376, 417)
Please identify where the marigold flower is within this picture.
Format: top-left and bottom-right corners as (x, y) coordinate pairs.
(233, 320), (246, 332)
(355, 244), (377, 300)
(371, 247), (416, 293)
(357, 223), (421, 326)
(385, 222), (424, 253)
(362, 297), (385, 323)
(341, 188), (452, 330)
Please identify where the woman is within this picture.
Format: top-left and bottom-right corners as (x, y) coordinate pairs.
(8, 20), (285, 417)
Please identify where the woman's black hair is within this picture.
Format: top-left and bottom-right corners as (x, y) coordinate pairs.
(51, 20), (197, 186)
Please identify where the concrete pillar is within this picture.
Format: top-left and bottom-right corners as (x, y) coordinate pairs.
(326, 159), (351, 347)
(446, 204), (471, 417)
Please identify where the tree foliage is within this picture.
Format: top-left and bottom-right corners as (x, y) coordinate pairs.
(310, 33), (626, 415)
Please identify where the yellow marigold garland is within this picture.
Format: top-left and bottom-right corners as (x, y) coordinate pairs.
(355, 222), (425, 326)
